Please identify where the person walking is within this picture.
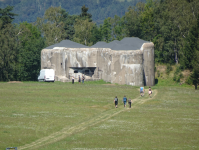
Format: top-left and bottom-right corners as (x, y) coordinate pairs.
(114, 96), (118, 108)
(148, 87), (152, 98)
(82, 75), (85, 84)
(140, 87), (145, 96)
(72, 76), (74, 84)
(123, 96), (127, 108)
(128, 98), (132, 108)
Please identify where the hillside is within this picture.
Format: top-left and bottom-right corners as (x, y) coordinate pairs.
(0, 0), (146, 24)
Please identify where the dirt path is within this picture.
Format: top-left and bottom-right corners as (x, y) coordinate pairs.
(18, 90), (158, 150)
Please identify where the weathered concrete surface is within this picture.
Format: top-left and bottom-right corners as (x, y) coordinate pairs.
(110, 50), (143, 85)
(41, 39), (154, 86)
(142, 43), (155, 86)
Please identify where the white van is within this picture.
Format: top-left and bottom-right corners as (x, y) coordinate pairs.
(38, 69), (55, 82)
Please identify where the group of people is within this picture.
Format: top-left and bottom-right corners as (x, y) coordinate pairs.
(114, 87), (153, 108)
(114, 96), (132, 108)
(72, 75), (85, 84)
(140, 86), (152, 98)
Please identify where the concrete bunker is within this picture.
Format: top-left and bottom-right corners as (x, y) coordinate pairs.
(41, 37), (155, 86)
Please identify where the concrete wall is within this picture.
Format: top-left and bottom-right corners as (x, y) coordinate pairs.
(41, 42), (154, 86)
(110, 50), (143, 86)
(142, 43), (155, 86)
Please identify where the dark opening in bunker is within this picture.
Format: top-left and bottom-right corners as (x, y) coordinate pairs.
(85, 70), (89, 74)
(69, 67), (97, 77)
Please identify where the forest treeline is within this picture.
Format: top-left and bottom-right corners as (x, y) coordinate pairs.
(0, 0), (146, 25)
(0, 0), (199, 88)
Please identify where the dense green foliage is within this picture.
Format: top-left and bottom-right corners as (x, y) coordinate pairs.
(123, 0), (199, 65)
(0, 6), (45, 81)
(0, 5), (17, 26)
(16, 22), (45, 81)
(35, 6), (76, 46)
(73, 6), (95, 46)
(0, 0), (146, 24)
(182, 15), (199, 89)
(0, 22), (18, 81)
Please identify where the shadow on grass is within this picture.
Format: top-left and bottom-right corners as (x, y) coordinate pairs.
(155, 78), (158, 85)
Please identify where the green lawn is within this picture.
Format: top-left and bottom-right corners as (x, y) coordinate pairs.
(0, 81), (198, 150)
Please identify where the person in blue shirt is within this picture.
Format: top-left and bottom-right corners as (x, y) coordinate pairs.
(123, 96), (127, 108)
(140, 87), (145, 96)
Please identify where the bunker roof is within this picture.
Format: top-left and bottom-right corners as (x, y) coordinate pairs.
(45, 37), (150, 50)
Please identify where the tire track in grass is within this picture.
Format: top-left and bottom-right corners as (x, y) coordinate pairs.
(134, 89), (158, 105)
(18, 90), (157, 150)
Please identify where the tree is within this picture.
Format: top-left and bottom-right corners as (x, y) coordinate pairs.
(73, 19), (95, 46)
(0, 0), (147, 25)
(16, 22), (45, 81)
(79, 5), (92, 22)
(90, 24), (103, 45)
(0, 6), (18, 81)
(0, 22), (18, 81)
(122, 0), (199, 64)
(139, 0), (156, 41)
(0, 18), (45, 81)
(189, 50), (199, 89)
(35, 6), (75, 46)
(187, 16), (199, 89)
(0, 6), (17, 27)
(110, 15), (127, 40)
(123, 3), (144, 38)
(191, 69), (199, 90)
(181, 14), (199, 89)
(59, 9), (77, 40)
(182, 15), (199, 69)
(102, 17), (112, 42)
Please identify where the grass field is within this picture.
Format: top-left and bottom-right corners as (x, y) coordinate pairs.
(0, 80), (199, 150)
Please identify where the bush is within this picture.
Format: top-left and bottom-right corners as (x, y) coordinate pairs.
(157, 70), (160, 77)
(166, 64), (172, 75)
(173, 74), (177, 81)
(175, 66), (181, 75)
(179, 73), (184, 78)
(177, 76), (181, 82)
(186, 76), (193, 85)
(179, 65), (185, 71)
(173, 67), (184, 83)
